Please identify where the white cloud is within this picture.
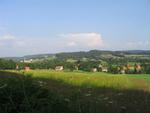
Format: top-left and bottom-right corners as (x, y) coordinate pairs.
(60, 32), (104, 48)
(0, 34), (15, 40)
(67, 41), (76, 46)
(1, 32), (150, 57)
(0, 34), (25, 48)
(127, 41), (150, 49)
(0, 32), (105, 57)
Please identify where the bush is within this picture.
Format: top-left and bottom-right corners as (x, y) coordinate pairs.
(0, 75), (70, 113)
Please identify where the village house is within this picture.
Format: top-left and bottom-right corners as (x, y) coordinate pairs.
(25, 66), (31, 72)
(118, 66), (126, 74)
(91, 68), (97, 72)
(135, 64), (142, 73)
(118, 64), (142, 74)
(101, 67), (108, 72)
(120, 69), (125, 74)
(20, 59), (33, 63)
(97, 64), (108, 72)
(55, 66), (64, 71)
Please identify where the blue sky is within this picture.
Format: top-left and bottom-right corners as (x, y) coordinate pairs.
(0, 0), (150, 57)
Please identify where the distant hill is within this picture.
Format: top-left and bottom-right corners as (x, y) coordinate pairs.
(1, 50), (150, 61)
(1, 54), (54, 61)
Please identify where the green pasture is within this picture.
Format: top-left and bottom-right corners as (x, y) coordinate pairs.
(11, 70), (150, 91)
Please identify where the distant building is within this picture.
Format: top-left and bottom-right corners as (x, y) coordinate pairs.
(55, 66), (64, 71)
(20, 59), (33, 63)
(120, 69), (125, 74)
(98, 64), (108, 72)
(25, 66), (30, 71)
(119, 66), (127, 74)
(91, 68), (97, 72)
(126, 64), (131, 70)
(102, 67), (108, 72)
(118, 64), (142, 74)
(135, 64), (142, 73)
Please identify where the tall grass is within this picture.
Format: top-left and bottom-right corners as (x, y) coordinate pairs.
(17, 70), (150, 91)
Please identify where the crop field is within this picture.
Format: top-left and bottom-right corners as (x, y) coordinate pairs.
(1, 70), (150, 113)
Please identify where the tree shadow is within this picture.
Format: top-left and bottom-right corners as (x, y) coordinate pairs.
(35, 77), (150, 113)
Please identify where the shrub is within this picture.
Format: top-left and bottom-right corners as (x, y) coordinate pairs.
(0, 75), (70, 113)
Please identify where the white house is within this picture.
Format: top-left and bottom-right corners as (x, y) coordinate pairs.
(102, 67), (108, 72)
(20, 59), (33, 63)
(91, 68), (97, 72)
(55, 66), (64, 71)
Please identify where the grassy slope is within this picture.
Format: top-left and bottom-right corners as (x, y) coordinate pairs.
(21, 70), (150, 90)
(1, 70), (150, 113)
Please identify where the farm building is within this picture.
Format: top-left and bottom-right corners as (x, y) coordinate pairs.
(101, 67), (108, 72)
(91, 68), (97, 72)
(120, 69), (125, 74)
(25, 66), (31, 71)
(120, 66), (127, 74)
(55, 66), (64, 71)
(20, 59), (33, 63)
(135, 64), (142, 73)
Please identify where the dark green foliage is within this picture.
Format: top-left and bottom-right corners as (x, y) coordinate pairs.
(77, 61), (100, 71)
(1, 50), (150, 74)
(0, 59), (16, 70)
(108, 65), (118, 74)
(141, 63), (150, 74)
(0, 72), (70, 113)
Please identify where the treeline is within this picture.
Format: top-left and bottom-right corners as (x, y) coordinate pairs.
(141, 63), (150, 74)
(19, 60), (101, 72)
(0, 58), (150, 74)
(0, 59), (16, 69)
(107, 64), (150, 74)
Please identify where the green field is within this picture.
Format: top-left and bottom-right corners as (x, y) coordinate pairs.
(1, 70), (150, 113)
(18, 70), (150, 90)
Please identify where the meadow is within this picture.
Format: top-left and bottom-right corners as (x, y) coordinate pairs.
(1, 70), (150, 113)
(20, 70), (150, 90)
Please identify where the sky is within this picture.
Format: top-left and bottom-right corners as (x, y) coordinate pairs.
(0, 0), (150, 57)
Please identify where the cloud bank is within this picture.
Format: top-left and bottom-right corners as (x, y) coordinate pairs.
(0, 34), (25, 48)
(0, 32), (150, 57)
(0, 32), (104, 57)
(126, 41), (150, 49)
(60, 33), (104, 48)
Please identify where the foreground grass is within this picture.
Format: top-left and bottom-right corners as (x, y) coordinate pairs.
(1, 70), (150, 113)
